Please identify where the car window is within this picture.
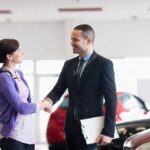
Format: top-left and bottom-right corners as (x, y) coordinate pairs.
(119, 94), (131, 105)
(119, 94), (145, 110)
(59, 97), (69, 108)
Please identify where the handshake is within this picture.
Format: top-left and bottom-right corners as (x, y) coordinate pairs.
(38, 97), (53, 113)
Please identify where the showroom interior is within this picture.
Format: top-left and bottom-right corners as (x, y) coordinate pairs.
(0, 0), (150, 149)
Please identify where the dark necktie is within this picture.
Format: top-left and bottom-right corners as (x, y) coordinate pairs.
(76, 58), (84, 85)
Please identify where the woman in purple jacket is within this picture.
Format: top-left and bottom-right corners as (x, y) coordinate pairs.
(0, 39), (51, 150)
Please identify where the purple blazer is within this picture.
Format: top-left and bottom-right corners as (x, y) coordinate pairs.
(0, 70), (36, 138)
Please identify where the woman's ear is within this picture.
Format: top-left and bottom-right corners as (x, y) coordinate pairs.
(6, 54), (12, 61)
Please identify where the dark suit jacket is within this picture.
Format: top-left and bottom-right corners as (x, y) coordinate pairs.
(47, 51), (117, 137)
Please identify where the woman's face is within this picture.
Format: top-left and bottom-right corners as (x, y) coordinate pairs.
(8, 48), (23, 64)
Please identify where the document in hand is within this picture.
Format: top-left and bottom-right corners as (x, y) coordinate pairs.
(80, 116), (104, 144)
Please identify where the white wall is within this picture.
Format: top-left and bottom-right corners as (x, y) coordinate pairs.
(0, 20), (150, 59)
(0, 21), (66, 60)
(65, 20), (150, 59)
(138, 79), (150, 103)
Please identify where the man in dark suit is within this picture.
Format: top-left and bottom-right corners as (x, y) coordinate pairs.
(45, 24), (117, 150)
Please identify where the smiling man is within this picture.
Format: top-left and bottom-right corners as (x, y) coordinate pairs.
(45, 24), (117, 150)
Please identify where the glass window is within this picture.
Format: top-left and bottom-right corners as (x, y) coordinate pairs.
(18, 60), (34, 99)
(36, 60), (65, 74)
(119, 94), (132, 105)
(39, 77), (58, 99)
(24, 75), (34, 99)
(16, 57), (150, 143)
(38, 76), (58, 142)
(36, 60), (65, 143)
(111, 57), (150, 94)
(19, 60), (34, 74)
(1, 59), (66, 143)
(60, 95), (69, 108)
(121, 94), (144, 110)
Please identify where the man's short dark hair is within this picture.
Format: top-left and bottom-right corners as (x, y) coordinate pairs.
(74, 24), (95, 43)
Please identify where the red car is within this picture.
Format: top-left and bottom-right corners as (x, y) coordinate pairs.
(46, 92), (150, 150)
(47, 95), (68, 150)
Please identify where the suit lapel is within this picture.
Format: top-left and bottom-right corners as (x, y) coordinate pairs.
(77, 51), (98, 90)
(72, 56), (80, 89)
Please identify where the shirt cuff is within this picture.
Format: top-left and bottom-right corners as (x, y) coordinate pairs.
(45, 97), (53, 105)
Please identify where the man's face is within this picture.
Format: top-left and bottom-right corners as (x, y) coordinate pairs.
(71, 29), (88, 55)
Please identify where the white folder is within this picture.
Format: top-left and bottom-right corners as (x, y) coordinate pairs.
(80, 116), (104, 144)
(80, 116), (119, 144)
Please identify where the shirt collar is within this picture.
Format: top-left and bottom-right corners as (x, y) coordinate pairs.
(79, 50), (94, 62)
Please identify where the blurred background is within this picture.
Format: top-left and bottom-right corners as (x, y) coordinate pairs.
(0, 0), (150, 149)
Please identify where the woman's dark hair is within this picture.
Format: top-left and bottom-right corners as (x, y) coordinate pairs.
(0, 39), (19, 63)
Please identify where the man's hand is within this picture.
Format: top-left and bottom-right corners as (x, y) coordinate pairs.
(95, 134), (112, 145)
(39, 97), (53, 113)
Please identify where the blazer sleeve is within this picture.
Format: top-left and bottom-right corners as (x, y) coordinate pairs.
(101, 59), (117, 138)
(0, 74), (37, 114)
(47, 61), (67, 104)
